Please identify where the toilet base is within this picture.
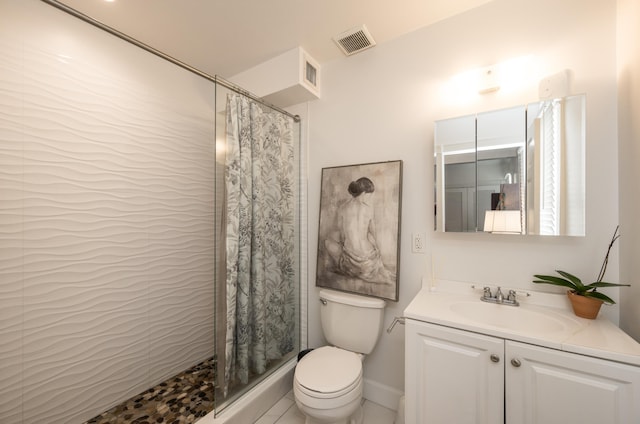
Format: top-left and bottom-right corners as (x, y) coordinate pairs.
(303, 402), (363, 424)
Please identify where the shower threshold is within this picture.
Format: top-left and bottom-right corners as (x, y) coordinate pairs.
(84, 356), (215, 424)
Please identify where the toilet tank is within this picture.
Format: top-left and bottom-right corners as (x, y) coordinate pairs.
(319, 289), (386, 354)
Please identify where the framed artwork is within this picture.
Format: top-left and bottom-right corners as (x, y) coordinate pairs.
(316, 160), (403, 302)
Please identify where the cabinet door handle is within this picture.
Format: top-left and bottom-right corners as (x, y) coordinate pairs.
(490, 354), (500, 363)
(511, 358), (522, 367)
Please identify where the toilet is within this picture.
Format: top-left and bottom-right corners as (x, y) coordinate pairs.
(294, 288), (386, 424)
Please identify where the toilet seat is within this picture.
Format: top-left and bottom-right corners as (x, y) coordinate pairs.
(294, 346), (362, 399)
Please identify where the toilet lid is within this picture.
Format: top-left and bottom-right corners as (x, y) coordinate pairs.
(295, 346), (362, 394)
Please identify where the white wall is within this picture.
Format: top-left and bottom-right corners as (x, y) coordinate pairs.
(0, 2), (216, 422)
(618, 0), (640, 342)
(307, 0), (620, 404)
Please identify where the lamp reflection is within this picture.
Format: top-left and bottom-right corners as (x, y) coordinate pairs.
(484, 210), (522, 234)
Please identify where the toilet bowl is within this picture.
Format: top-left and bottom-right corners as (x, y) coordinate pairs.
(294, 346), (364, 424)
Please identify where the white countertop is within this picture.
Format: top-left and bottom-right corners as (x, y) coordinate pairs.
(404, 282), (640, 367)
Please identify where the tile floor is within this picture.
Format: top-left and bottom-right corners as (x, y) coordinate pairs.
(254, 390), (397, 424)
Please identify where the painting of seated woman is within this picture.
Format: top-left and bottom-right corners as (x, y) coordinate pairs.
(316, 160), (402, 301)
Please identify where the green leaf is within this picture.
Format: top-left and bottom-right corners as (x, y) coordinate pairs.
(584, 291), (616, 305)
(532, 275), (577, 290)
(555, 270), (585, 290)
(586, 281), (631, 288)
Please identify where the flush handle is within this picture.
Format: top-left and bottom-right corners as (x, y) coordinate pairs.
(511, 358), (522, 367)
(490, 354), (500, 363)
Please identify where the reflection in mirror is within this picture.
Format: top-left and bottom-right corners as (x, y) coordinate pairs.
(526, 94), (585, 236)
(434, 94), (585, 236)
(434, 114), (476, 232)
(476, 106), (526, 233)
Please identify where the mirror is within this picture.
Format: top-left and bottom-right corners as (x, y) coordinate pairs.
(434, 94), (585, 236)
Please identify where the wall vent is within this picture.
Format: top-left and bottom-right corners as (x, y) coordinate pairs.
(333, 25), (376, 56)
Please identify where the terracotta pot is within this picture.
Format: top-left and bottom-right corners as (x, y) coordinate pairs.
(567, 290), (603, 319)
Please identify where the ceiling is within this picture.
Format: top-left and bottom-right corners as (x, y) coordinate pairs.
(56, 0), (493, 79)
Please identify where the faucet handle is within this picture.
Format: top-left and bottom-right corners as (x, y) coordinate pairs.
(483, 286), (492, 299)
(507, 289), (520, 306)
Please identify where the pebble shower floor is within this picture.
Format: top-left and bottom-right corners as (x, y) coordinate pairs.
(84, 356), (215, 424)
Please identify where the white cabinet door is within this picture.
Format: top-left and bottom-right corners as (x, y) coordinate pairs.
(506, 341), (640, 424)
(405, 319), (504, 424)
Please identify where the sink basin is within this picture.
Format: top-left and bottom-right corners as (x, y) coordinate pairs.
(449, 301), (582, 335)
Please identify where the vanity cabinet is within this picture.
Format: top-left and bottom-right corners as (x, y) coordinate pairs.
(405, 319), (640, 424)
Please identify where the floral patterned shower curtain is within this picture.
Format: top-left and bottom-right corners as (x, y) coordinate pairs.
(223, 94), (296, 396)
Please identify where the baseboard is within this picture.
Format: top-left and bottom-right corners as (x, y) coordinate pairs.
(363, 378), (404, 412)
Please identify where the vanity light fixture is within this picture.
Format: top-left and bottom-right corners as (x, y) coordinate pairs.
(478, 66), (500, 94)
(445, 55), (535, 101)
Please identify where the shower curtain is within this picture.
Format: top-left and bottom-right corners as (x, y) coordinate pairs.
(223, 94), (296, 396)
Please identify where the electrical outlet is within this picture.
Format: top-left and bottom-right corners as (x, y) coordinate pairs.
(412, 232), (426, 253)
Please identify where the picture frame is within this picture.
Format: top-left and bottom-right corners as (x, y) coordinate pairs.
(316, 160), (403, 302)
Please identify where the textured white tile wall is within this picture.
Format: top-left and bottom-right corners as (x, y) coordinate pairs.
(0, 2), (216, 423)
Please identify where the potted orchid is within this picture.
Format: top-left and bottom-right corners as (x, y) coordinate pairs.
(533, 226), (630, 319)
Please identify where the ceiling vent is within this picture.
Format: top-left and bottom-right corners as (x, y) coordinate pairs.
(333, 25), (376, 56)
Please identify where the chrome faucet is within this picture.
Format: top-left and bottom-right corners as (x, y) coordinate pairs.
(480, 286), (519, 306)
(495, 287), (504, 303)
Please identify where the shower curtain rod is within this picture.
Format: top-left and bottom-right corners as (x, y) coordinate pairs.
(40, 0), (301, 123)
